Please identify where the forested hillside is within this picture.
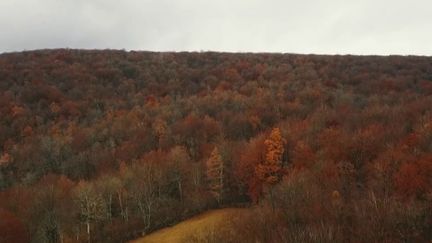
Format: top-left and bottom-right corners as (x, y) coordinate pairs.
(1, 50), (432, 242)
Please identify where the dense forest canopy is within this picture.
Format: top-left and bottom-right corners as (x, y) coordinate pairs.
(1, 49), (432, 242)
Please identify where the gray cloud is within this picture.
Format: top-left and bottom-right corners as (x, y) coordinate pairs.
(1, 0), (431, 55)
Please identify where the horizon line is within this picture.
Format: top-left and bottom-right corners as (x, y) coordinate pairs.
(1, 47), (432, 58)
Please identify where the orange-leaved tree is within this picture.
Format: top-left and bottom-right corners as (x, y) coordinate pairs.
(255, 127), (286, 206)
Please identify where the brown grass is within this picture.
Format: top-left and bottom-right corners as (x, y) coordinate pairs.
(130, 208), (249, 243)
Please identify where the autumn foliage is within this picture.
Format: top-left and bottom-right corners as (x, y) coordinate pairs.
(206, 147), (224, 203)
(255, 128), (286, 186)
(0, 208), (29, 243)
(1, 49), (432, 242)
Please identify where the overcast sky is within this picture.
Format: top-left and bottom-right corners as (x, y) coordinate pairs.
(1, 0), (431, 55)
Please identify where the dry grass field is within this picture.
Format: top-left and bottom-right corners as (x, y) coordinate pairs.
(131, 208), (249, 243)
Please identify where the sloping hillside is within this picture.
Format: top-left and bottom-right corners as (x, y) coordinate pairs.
(131, 208), (249, 243)
(1, 50), (432, 242)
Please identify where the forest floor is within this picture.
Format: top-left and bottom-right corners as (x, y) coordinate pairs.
(130, 208), (249, 243)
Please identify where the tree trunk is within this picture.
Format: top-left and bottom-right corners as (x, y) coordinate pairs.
(269, 187), (275, 212)
(108, 194), (112, 222)
(75, 226), (80, 242)
(178, 180), (183, 203)
(118, 191), (127, 221)
(86, 221), (91, 243)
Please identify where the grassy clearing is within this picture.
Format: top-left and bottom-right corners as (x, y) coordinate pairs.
(130, 208), (248, 243)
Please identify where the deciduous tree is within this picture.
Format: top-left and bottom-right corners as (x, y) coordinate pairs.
(206, 147), (224, 203)
(255, 128), (286, 185)
(255, 128), (286, 206)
